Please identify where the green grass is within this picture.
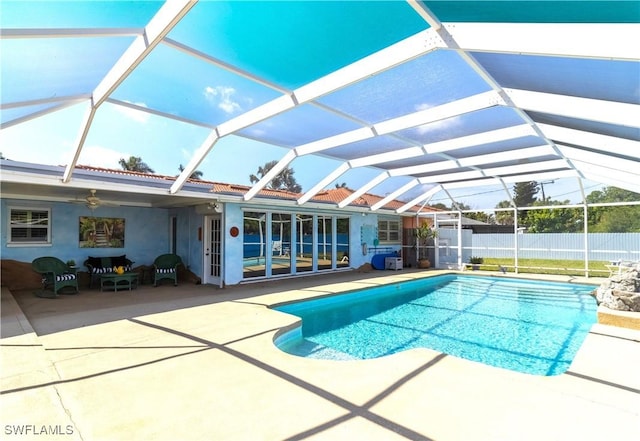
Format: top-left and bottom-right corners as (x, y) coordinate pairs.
(472, 257), (611, 277)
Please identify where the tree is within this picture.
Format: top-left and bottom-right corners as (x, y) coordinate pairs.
(513, 181), (539, 207)
(249, 160), (302, 193)
(466, 211), (496, 224)
(119, 156), (155, 173)
(586, 187), (640, 232)
(178, 164), (203, 180)
(494, 200), (515, 225)
(524, 200), (582, 233)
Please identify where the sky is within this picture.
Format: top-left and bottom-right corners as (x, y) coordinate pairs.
(0, 102), (597, 212)
(0, 0), (612, 212)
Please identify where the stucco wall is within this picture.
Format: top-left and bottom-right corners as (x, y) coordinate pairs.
(223, 204), (245, 285)
(2, 198), (170, 269)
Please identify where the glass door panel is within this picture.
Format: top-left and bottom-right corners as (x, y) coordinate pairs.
(243, 211), (266, 279)
(317, 216), (333, 270)
(271, 212), (291, 276)
(337, 217), (350, 268)
(295, 214), (314, 273)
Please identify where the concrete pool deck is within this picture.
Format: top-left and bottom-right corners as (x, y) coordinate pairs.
(2, 270), (639, 441)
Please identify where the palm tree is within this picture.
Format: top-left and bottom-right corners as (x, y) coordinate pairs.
(249, 160), (302, 193)
(118, 156), (154, 173)
(178, 164), (203, 180)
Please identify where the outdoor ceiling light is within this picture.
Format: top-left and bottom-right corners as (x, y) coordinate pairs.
(206, 202), (223, 213)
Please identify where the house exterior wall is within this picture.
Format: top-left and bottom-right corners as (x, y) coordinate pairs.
(224, 203), (244, 285)
(2, 198), (170, 270)
(221, 205), (385, 285)
(171, 206), (204, 277)
(2, 196), (407, 286)
(352, 212), (379, 267)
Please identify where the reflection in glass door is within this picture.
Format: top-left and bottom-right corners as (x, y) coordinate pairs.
(204, 215), (222, 286)
(337, 217), (350, 268)
(271, 212), (291, 276)
(295, 214), (314, 273)
(243, 212), (267, 279)
(242, 211), (351, 281)
(317, 216), (333, 270)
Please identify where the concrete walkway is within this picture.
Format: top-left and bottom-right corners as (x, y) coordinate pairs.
(2, 270), (639, 440)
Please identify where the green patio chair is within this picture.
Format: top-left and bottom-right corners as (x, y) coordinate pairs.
(153, 253), (182, 287)
(32, 256), (79, 295)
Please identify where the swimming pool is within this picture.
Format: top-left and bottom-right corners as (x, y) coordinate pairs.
(243, 256), (291, 267)
(274, 275), (598, 376)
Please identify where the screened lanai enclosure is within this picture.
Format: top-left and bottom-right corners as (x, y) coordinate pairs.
(1, 1), (639, 277)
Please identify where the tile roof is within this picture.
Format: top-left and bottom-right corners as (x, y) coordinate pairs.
(74, 165), (437, 213)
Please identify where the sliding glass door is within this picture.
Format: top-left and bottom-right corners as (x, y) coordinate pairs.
(242, 210), (350, 281)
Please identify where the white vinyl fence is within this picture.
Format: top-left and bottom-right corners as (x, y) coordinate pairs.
(436, 230), (640, 268)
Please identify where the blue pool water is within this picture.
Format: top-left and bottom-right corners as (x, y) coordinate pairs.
(243, 256), (291, 267)
(274, 275), (597, 376)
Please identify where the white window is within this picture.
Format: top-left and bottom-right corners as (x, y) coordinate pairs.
(8, 207), (51, 245)
(378, 219), (400, 242)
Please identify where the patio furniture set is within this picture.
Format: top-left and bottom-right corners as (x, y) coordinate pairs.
(31, 253), (183, 297)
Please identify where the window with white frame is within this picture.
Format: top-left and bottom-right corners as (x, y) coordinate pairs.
(8, 207), (51, 245)
(377, 218), (401, 242)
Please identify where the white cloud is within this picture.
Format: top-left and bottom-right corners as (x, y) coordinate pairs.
(114, 101), (150, 123)
(204, 85), (242, 114)
(416, 115), (463, 135)
(79, 145), (127, 169)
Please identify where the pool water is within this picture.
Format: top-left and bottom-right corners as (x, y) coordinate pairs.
(274, 275), (597, 376)
(243, 256), (291, 267)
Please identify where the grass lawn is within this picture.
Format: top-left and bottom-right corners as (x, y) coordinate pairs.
(472, 258), (611, 277)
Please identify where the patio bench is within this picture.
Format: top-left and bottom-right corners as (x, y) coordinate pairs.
(84, 255), (134, 288)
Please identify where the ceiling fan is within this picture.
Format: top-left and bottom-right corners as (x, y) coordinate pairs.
(70, 189), (110, 210)
(85, 189), (101, 210)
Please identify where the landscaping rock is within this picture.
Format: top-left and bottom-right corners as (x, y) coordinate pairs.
(593, 268), (640, 312)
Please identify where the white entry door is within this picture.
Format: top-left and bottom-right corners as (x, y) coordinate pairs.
(203, 215), (222, 286)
